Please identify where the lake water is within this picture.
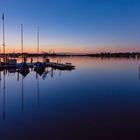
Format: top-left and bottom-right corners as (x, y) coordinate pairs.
(0, 57), (140, 140)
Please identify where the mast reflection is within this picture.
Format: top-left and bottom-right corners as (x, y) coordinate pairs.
(19, 70), (30, 112)
(0, 69), (6, 120)
(36, 72), (40, 107)
(0, 67), (68, 119)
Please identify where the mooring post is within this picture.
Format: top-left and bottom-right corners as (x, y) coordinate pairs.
(139, 67), (140, 80)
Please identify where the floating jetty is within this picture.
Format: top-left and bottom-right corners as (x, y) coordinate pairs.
(0, 64), (17, 69)
(33, 62), (75, 70)
(0, 61), (75, 71)
(45, 62), (75, 70)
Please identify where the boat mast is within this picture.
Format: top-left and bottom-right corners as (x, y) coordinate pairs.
(2, 13), (6, 117)
(37, 27), (39, 62)
(2, 13), (5, 55)
(21, 24), (23, 62)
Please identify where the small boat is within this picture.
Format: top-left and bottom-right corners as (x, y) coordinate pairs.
(51, 63), (75, 70)
(17, 62), (29, 70)
(0, 59), (17, 69)
(34, 62), (45, 71)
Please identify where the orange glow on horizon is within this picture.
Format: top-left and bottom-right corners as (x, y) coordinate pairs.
(2, 44), (140, 54)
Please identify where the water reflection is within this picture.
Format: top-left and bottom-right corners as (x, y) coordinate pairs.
(36, 73), (40, 107)
(0, 58), (140, 139)
(3, 70), (6, 120)
(0, 67), (69, 120)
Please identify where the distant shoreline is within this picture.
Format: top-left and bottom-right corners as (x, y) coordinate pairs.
(0, 52), (140, 59)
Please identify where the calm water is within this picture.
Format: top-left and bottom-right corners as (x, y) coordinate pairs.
(0, 57), (140, 140)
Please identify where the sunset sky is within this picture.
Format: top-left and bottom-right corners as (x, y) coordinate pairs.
(0, 0), (140, 53)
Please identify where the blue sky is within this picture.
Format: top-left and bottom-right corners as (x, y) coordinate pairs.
(0, 0), (140, 53)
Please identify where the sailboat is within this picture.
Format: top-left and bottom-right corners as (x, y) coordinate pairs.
(0, 13), (17, 68)
(17, 24), (29, 70)
(34, 27), (45, 72)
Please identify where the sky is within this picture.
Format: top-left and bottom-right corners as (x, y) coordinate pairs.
(0, 0), (140, 53)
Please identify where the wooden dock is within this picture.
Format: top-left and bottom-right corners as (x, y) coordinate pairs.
(46, 62), (75, 70)
(0, 64), (17, 69)
(0, 62), (75, 70)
